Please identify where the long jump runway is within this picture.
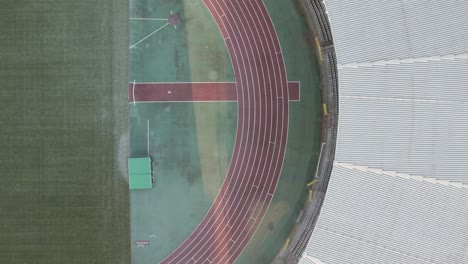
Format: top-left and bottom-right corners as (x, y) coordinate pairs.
(132, 0), (295, 263)
(128, 82), (299, 102)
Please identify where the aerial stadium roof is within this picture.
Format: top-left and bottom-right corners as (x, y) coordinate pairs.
(301, 1), (468, 263)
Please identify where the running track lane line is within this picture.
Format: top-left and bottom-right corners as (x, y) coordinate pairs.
(177, 0), (269, 261)
(194, 0), (269, 261)
(165, 0), (286, 262)
(196, 0), (279, 262)
(202, 1), (288, 262)
(127, 82), (300, 102)
(160, 0), (289, 263)
(162, 0), (264, 258)
(187, 0), (263, 261)
(164, 1), (288, 262)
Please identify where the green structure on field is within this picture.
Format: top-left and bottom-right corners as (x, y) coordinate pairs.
(128, 157), (153, 189)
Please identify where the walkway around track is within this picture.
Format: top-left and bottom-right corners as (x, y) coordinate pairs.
(160, 0), (291, 263)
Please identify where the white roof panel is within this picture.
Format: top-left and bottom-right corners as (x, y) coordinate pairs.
(337, 96), (468, 184)
(303, 1), (468, 263)
(338, 58), (468, 103)
(325, 0), (468, 64)
(306, 166), (468, 264)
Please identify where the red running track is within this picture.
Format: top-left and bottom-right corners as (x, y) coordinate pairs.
(161, 0), (289, 263)
(129, 82), (238, 102)
(128, 82), (300, 102)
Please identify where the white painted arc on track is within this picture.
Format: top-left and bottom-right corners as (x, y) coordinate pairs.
(213, 0), (290, 262)
(199, 0), (284, 262)
(164, 0), (288, 262)
(210, 0), (289, 262)
(160, 0), (290, 263)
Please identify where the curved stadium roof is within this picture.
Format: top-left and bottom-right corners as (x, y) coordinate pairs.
(301, 1), (468, 263)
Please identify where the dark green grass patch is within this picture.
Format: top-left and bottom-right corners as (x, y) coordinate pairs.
(0, 1), (129, 263)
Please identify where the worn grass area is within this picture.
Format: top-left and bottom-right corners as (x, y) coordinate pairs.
(0, 1), (130, 263)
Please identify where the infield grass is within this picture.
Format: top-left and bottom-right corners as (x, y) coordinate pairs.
(0, 1), (130, 263)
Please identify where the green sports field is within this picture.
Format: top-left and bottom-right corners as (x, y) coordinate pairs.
(0, 1), (130, 263)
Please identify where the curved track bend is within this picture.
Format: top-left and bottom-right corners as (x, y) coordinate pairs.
(161, 0), (290, 263)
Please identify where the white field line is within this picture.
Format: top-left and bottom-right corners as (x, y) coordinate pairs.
(253, 0), (288, 198)
(167, 0), (251, 262)
(205, 1), (264, 260)
(184, 0), (263, 262)
(174, 0), (286, 260)
(161, 11), (242, 263)
(129, 23), (169, 49)
(129, 100), (237, 104)
(129, 18), (167, 21)
(207, 0), (273, 261)
(132, 80), (136, 105)
(183, 1), (252, 261)
(147, 120), (150, 157)
(216, 0), (274, 262)
(228, 0), (289, 263)
(129, 81), (236, 84)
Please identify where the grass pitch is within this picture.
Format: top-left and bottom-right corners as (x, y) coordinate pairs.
(0, 1), (130, 263)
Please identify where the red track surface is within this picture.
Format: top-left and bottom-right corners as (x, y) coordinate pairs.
(129, 82), (238, 102)
(161, 0), (289, 263)
(287, 81), (300, 101)
(128, 82), (300, 102)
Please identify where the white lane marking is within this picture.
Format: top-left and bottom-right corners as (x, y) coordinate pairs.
(163, 3), (247, 262)
(129, 23), (169, 49)
(227, 1), (289, 263)
(129, 81), (236, 84)
(193, 1), (264, 262)
(129, 18), (167, 20)
(129, 100), (237, 104)
(132, 80), (136, 105)
(147, 120), (150, 157)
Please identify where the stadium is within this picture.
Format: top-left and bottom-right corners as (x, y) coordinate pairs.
(1, 0), (467, 264)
